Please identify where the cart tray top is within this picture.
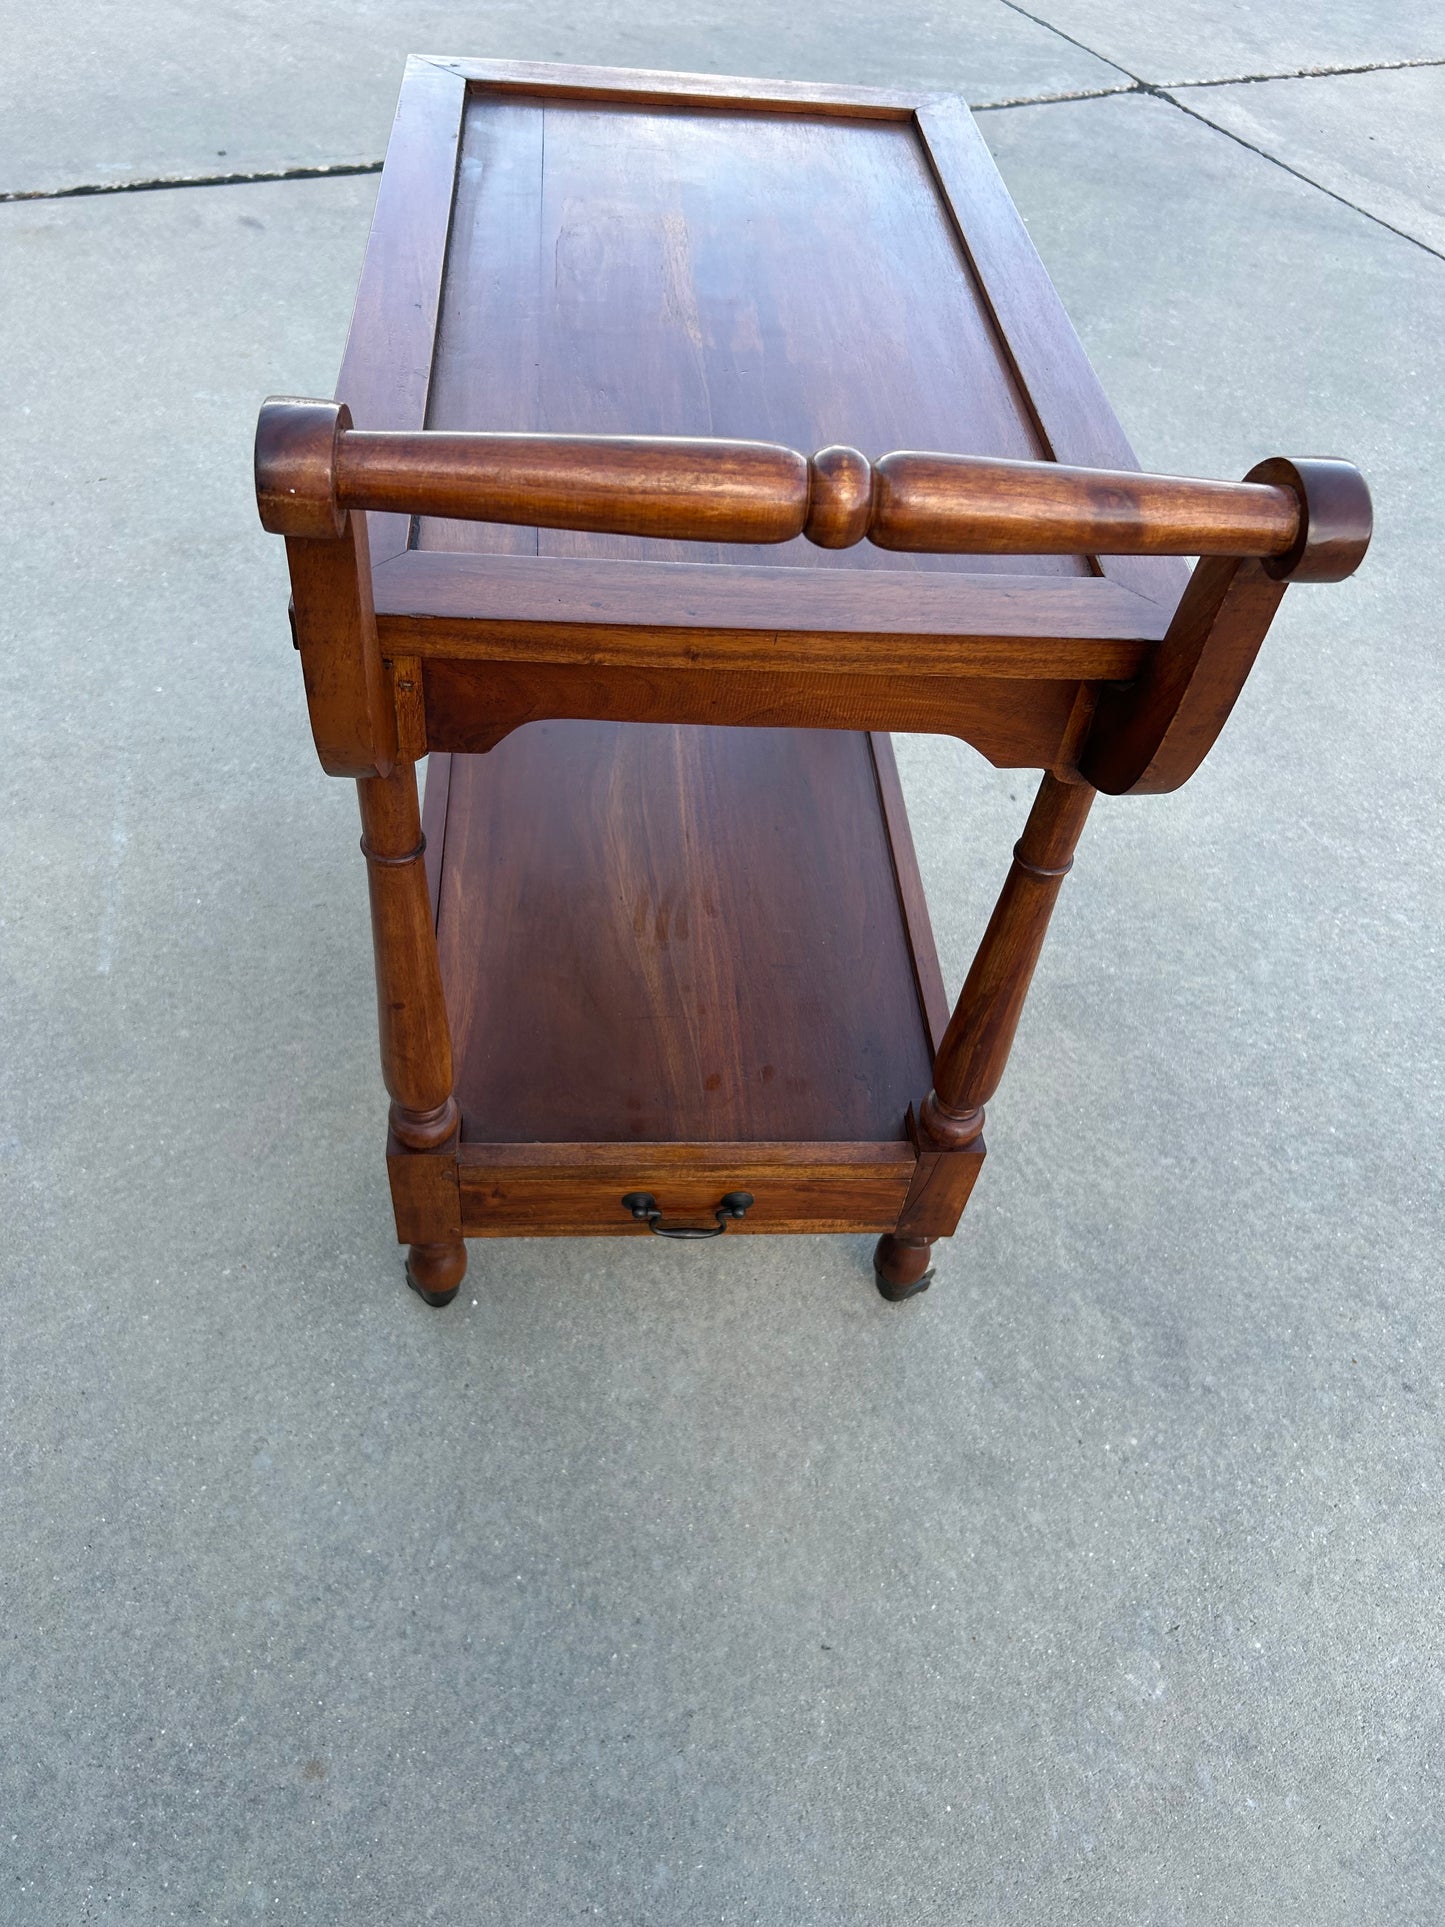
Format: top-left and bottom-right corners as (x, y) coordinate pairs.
(338, 57), (1183, 614)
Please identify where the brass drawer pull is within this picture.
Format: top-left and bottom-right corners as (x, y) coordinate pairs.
(620, 1191), (755, 1239)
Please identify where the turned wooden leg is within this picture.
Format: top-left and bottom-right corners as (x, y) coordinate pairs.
(885, 772), (1096, 1293)
(405, 1239), (468, 1308)
(874, 1233), (935, 1301)
(921, 772), (1095, 1149)
(357, 762), (463, 1296)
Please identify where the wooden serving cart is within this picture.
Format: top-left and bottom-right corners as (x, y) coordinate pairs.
(254, 58), (1370, 1306)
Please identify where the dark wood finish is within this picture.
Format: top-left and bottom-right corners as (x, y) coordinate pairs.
(252, 58), (1373, 1300)
(806, 446), (875, 548)
(334, 57), (468, 565)
(891, 773), (1095, 1273)
(417, 91), (1070, 573)
(387, 1127), (462, 1244)
(895, 1106), (988, 1238)
(1248, 456), (1372, 582)
(457, 1142), (915, 1236)
(355, 761), (459, 1149)
(1082, 557), (1284, 797)
(1081, 458), (1372, 794)
(336, 428), (1303, 560)
(255, 396), (348, 539)
(341, 433), (811, 544)
(925, 773), (1095, 1141)
(418, 658), (1092, 770)
(372, 549), (1169, 677)
(424, 56), (923, 116)
(255, 400), (396, 779)
(868, 737), (951, 1055)
(388, 654), (427, 762)
(867, 452), (1298, 557)
(282, 519), (395, 780)
(432, 721), (937, 1146)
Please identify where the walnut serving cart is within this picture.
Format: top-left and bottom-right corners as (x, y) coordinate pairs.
(255, 57), (1370, 1307)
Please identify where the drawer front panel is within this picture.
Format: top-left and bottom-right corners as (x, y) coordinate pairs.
(458, 1153), (913, 1237)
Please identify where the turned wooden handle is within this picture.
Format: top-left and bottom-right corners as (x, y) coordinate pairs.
(869, 452), (1297, 558)
(256, 401), (1370, 577)
(335, 431), (810, 543)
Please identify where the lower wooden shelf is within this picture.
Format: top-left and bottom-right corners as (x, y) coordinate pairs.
(418, 721), (947, 1238)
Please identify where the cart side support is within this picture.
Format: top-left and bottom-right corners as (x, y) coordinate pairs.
(877, 458), (1372, 1294)
(878, 772), (1094, 1297)
(1081, 457), (1373, 795)
(357, 759), (465, 1305)
(256, 399), (464, 1303)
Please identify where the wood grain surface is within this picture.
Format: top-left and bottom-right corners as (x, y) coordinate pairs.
(456, 1140), (917, 1235)
(372, 550), (1169, 675)
(334, 58), (468, 565)
(417, 94), (1079, 573)
(433, 721), (938, 1145)
(337, 431), (1299, 559)
(418, 659), (1089, 768)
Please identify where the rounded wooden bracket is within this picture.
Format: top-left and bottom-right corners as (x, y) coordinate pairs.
(1246, 456), (1372, 583)
(255, 396), (350, 538)
(261, 398), (396, 779)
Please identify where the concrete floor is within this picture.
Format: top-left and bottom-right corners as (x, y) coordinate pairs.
(2, 6), (1442, 1922)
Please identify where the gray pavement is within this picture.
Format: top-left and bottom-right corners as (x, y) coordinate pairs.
(2, 7), (1442, 1924)
(1, 2), (1129, 196)
(1173, 65), (1445, 253)
(1003, 0), (1444, 83)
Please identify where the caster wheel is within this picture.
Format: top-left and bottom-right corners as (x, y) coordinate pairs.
(405, 1240), (466, 1307)
(406, 1271), (461, 1308)
(875, 1266), (933, 1302)
(873, 1233), (934, 1302)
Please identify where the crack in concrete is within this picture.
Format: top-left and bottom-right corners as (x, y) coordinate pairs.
(989, 0), (1445, 264)
(1153, 84), (1445, 262)
(0, 34), (1439, 263)
(1170, 55), (1445, 90)
(967, 81), (1134, 109)
(0, 159), (383, 204)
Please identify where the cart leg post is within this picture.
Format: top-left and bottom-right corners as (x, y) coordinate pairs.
(925, 770), (1095, 1142)
(357, 762), (466, 1302)
(884, 772), (1095, 1298)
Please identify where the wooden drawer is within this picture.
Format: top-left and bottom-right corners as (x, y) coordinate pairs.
(457, 1143), (915, 1237)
